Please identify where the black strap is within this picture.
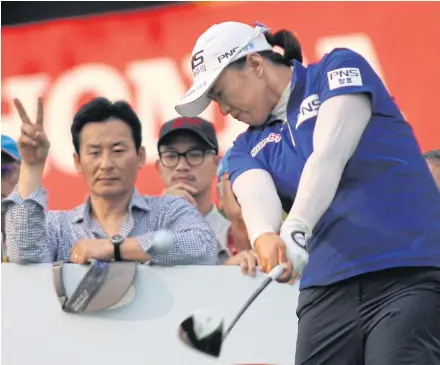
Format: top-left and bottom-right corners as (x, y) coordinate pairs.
(114, 243), (122, 262)
(52, 260), (109, 313)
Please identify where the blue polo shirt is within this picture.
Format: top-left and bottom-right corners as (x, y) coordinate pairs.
(228, 48), (440, 290)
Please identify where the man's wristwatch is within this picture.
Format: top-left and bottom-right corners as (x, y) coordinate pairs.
(110, 234), (124, 261)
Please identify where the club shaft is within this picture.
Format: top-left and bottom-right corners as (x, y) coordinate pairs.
(223, 277), (274, 340)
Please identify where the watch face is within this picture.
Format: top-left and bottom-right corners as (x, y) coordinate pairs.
(111, 234), (124, 244)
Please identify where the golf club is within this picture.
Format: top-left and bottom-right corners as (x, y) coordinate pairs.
(178, 265), (285, 357)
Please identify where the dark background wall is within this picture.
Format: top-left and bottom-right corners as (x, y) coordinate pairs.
(1, 1), (181, 27)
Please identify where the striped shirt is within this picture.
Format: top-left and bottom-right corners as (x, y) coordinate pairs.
(3, 187), (219, 265)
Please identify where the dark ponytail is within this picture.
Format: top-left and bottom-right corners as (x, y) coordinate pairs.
(264, 30), (303, 65)
(229, 29), (303, 69)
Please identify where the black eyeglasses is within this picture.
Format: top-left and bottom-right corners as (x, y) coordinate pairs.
(159, 149), (216, 168)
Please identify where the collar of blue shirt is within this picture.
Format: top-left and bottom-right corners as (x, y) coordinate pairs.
(69, 189), (151, 223)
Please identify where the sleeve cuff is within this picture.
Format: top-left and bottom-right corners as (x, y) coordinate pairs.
(3, 186), (48, 210)
(249, 228), (277, 249)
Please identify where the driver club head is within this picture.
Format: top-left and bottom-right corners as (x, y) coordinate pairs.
(178, 309), (225, 357)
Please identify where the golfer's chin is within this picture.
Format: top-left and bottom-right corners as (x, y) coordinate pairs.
(240, 113), (269, 127)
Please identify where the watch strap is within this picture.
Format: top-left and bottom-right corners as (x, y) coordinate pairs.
(111, 235), (124, 262)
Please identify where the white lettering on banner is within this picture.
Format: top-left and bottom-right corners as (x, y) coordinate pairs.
(0, 33), (390, 175)
(46, 63), (131, 174)
(327, 67), (363, 90)
(1, 74), (52, 177)
(296, 94), (321, 129)
(1, 74), (50, 140)
(2, 264), (299, 365)
(251, 133), (281, 157)
(126, 58), (187, 161)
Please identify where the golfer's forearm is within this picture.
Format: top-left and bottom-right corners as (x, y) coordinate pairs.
(232, 169), (283, 248)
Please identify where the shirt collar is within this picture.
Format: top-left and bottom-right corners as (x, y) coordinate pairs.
(271, 80), (291, 122)
(70, 188), (150, 223)
(254, 62), (307, 129)
(290, 60), (307, 96)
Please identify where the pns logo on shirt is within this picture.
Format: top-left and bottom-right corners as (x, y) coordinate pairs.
(296, 94), (321, 129)
(251, 133), (281, 157)
(327, 67), (363, 90)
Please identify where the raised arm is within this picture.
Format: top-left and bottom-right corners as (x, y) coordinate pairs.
(4, 98), (59, 264)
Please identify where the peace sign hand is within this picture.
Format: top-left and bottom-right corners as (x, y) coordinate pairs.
(14, 97), (50, 166)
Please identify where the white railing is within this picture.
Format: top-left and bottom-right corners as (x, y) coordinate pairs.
(2, 264), (299, 365)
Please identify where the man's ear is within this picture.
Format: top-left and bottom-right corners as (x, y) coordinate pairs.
(73, 152), (82, 175)
(155, 159), (161, 173)
(137, 146), (146, 169)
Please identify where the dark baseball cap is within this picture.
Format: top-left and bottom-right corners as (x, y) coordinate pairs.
(158, 117), (219, 153)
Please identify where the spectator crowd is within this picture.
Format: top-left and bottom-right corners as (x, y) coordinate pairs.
(1, 97), (258, 273)
(1, 96), (439, 275)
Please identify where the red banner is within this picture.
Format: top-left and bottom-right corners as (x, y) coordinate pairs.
(2, 2), (439, 209)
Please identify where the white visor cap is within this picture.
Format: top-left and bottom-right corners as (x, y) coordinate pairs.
(175, 22), (272, 117)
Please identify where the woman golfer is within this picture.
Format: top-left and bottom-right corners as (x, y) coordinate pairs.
(175, 21), (440, 364)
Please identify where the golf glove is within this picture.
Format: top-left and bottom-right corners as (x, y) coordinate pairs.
(279, 223), (310, 275)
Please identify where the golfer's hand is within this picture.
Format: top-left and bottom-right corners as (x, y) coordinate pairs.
(254, 233), (294, 283)
(279, 225), (309, 277)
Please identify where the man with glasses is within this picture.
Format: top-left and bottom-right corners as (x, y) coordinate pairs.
(1, 134), (21, 262)
(156, 117), (257, 274)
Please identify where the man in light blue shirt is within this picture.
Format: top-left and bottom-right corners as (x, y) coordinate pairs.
(4, 97), (218, 265)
